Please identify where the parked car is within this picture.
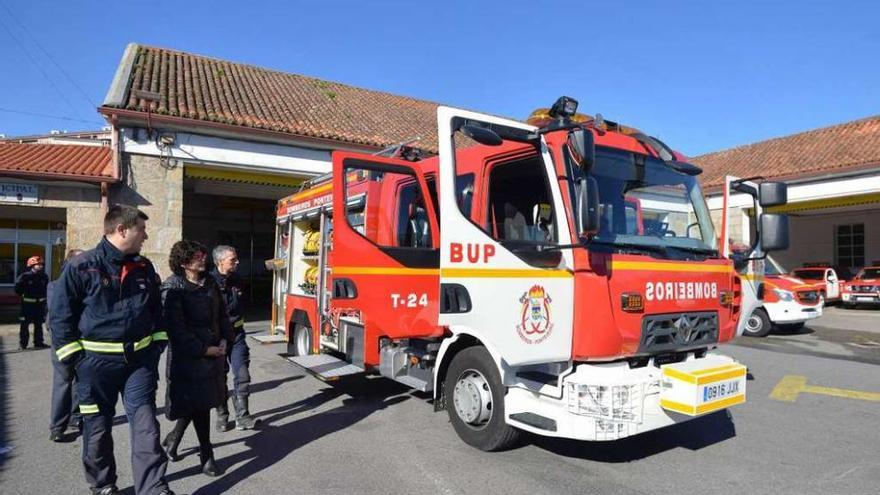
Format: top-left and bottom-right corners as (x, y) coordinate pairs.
(791, 264), (844, 302)
(743, 256), (824, 337)
(841, 265), (880, 308)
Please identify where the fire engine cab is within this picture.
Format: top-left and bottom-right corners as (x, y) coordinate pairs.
(269, 97), (790, 450)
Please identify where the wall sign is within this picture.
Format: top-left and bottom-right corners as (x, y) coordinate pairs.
(0, 183), (38, 204)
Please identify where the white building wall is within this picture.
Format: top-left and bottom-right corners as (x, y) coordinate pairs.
(773, 210), (880, 273)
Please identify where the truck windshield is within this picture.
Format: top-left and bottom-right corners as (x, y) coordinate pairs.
(792, 269), (825, 280)
(588, 147), (718, 256)
(857, 268), (880, 279)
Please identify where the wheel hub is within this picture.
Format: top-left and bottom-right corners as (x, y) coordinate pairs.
(746, 314), (762, 332)
(453, 370), (492, 427)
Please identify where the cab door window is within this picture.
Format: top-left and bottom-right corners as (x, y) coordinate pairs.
(344, 160), (439, 268)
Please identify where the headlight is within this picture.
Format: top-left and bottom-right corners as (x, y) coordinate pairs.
(773, 288), (794, 301)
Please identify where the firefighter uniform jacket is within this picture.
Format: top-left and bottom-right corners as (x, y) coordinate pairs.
(209, 268), (245, 332)
(49, 237), (166, 363)
(15, 269), (49, 304)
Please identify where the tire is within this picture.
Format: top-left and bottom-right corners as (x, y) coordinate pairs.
(743, 308), (772, 337)
(289, 324), (314, 356)
(444, 346), (520, 451)
(777, 322), (805, 332)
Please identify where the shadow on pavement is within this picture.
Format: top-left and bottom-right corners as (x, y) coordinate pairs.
(167, 375), (412, 494)
(531, 410), (737, 462)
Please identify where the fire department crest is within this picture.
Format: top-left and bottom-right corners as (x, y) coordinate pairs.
(516, 285), (553, 344)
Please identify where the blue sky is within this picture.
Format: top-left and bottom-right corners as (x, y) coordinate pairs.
(0, 0), (877, 156)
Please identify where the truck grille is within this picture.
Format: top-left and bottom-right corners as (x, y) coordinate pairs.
(853, 285), (878, 293)
(638, 312), (718, 353)
(797, 290), (821, 304)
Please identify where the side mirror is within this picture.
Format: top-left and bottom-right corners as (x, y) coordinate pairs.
(461, 124), (503, 146)
(567, 128), (595, 170)
(759, 182), (788, 207)
(577, 176), (600, 236)
(761, 213), (789, 251)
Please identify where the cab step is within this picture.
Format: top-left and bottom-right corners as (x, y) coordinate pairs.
(286, 354), (364, 381)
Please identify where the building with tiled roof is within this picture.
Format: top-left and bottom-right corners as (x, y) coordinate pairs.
(100, 44), (443, 154)
(693, 116), (880, 190)
(695, 117), (880, 275)
(0, 140), (115, 304)
(0, 142), (114, 183)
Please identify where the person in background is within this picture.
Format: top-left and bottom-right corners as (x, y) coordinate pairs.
(48, 248), (85, 442)
(15, 255), (50, 350)
(210, 245), (260, 431)
(49, 204), (175, 495)
(161, 240), (232, 477)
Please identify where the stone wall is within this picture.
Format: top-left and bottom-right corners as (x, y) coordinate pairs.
(111, 154), (183, 279)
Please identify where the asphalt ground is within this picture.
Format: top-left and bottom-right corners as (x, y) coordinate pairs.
(0, 316), (878, 495)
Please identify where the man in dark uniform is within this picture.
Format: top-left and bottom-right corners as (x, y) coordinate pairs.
(50, 205), (178, 495)
(48, 249), (84, 442)
(210, 245), (260, 431)
(15, 255), (50, 350)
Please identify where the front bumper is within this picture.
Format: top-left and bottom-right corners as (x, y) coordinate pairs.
(764, 299), (823, 324)
(504, 353), (744, 442)
(842, 292), (880, 305)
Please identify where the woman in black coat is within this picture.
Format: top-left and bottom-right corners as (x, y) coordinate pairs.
(160, 240), (233, 477)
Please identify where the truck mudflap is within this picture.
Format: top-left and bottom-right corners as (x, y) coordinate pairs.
(504, 353), (746, 441)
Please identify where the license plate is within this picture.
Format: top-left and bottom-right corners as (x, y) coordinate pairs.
(660, 357), (747, 416)
(855, 296), (875, 302)
(702, 379), (742, 403)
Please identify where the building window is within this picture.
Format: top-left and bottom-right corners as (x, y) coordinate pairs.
(835, 223), (864, 269)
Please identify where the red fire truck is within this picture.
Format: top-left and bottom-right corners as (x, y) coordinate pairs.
(269, 97), (789, 450)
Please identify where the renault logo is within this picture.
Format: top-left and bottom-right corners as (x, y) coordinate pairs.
(674, 315), (695, 342)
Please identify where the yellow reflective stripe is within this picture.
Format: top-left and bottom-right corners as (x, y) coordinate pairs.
(81, 340), (124, 353)
(79, 404), (99, 414)
(22, 297), (38, 302)
(133, 335), (153, 351)
(610, 261), (733, 273)
(233, 320), (244, 328)
(333, 266), (439, 276)
(56, 341), (84, 360)
(152, 331), (168, 341)
(441, 268), (573, 278)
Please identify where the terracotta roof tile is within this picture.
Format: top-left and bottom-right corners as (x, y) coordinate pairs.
(692, 116), (880, 189)
(0, 143), (114, 182)
(105, 45), (443, 153)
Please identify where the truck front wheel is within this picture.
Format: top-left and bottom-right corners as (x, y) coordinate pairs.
(290, 324), (314, 356)
(444, 346), (520, 451)
(743, 308), (772, 337)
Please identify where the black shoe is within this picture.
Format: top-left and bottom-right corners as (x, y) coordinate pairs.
(49, 430), (64, 442)
(200, 453), (223, 477)
(92, 486), (119, 495)
(215, 401), (232, 432)
(71, 419), (83, 432)
(34, 343), (50, 349)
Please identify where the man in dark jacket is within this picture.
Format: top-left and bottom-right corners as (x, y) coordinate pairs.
(49, 204), (177, 495)
(209, 245), (260, 431)
(48, 248), (84, 442)
(15, 255), (49, 350)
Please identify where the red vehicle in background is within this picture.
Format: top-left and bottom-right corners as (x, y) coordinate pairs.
(842, 264), (880, 308)
(791, 264), (844, 303)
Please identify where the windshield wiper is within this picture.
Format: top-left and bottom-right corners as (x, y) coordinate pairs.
(668, 246), (719, 256)
(588, 239), (669, 256)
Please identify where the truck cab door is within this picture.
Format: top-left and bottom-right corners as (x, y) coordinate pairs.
(329, 152), (441, 367)
(826, 269), (839, 299)
(436, 107), (575, 367)
(722, 175), (765, 337)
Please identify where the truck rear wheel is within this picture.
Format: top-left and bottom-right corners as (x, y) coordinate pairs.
(743, 308), (771, 337)
(444, 346), (520, 451)
(290, 324), (314, 356)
